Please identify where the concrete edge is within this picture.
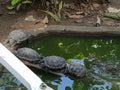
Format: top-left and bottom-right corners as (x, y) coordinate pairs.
(32, 25), (120, 37)
(3, 25), (120, 50)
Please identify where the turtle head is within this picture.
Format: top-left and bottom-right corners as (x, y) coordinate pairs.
(39, 55), (44, 59)
(64, 63), (70, 74)
(39, 55), (44, 63)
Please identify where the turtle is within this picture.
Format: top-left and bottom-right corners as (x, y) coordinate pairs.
(91, 61), (120, 77)
(5, 30), (33, 47)
(40, 56), (67, 72)
(13, 47), (43, 64)
(67, 62), (87, 78)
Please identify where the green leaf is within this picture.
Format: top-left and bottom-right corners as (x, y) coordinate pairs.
(22, 0), (32, 4)
(16, 3), (22, 11)
(46, 1), (50, 7)
(58, 42), (63, 48)
(44, 11), (60, 21)
(11, 0), (21, 6)
(104, 12), (120, 20)
(58, 1), (63, 10)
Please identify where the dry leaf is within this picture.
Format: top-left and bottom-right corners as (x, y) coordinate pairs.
(25, 15), (36, 21)
(68, 14), (83, 19)
(92, 3), (100, 8)
(96, 16), (101, 27)
(76, 11), (84, 15)
(41, 16), (49, 24)
(34, 20), (40, 25)
(90, 5), (94, 11)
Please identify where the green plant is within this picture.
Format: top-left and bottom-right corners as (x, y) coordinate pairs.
(43, 11), (60, 21)
(58, 1), (63, 18)
(8, 0), (32, 11)
(44, 0), (63, 21)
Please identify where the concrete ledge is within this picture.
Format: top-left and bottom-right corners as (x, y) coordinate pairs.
(32, 25), (120, 37)
(3, 25), (120, 50)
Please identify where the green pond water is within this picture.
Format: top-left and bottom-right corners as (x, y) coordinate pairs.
(0, 36), (120, 90)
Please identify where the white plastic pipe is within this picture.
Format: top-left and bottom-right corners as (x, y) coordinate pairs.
(0, 43), (53, 90)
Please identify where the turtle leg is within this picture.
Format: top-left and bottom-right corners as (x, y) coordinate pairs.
(3, 39), (8, 44)
(9, 39), (16, 47)
(63, 64), (69, 74)
(39, 61), (50, 73)
(3, 39), (9, 46)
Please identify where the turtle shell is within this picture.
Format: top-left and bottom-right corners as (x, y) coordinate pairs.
(43, 56), (66, 69)
(68, 62), (86, 78)
(8, 30), (33, 46)
(14, 48), (43, 62)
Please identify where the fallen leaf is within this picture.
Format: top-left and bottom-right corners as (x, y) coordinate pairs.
(92, 3), (100, 8)
(34, 20), (40, 25)
(96, 16), (101, 27)
(25, 15), (36, 21)
(68, 14), (83, 19)
(41, 16), (49, 24)
(74, 20), (82, 23)
(90, 5), (94, 11)
(76, 11), (84, 15)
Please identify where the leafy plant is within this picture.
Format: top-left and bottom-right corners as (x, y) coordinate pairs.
(58, 1), (63, 18)
(43, 11), (60, 21)
(8, 0), (32, 11)
(8, 0), (63, 21)
(11, 0), (21, 6)
(44, 0), (63, 21)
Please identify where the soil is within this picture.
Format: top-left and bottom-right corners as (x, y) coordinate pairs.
(0, 0), (120, 42)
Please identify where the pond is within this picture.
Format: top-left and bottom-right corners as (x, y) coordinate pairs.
(27, 35), (120, 90)
(0, 64), (27, 90)
(0, 35), (120, 90)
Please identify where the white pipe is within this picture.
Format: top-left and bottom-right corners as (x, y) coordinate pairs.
(0, 43), (53, 90)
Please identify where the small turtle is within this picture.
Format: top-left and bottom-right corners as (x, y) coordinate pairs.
(92, 61), (120, 77)
(40, 56), (67, 71)
(5, 30), (33, 47)
(67, 62), (87, 78)
(13, 47), (43, 63)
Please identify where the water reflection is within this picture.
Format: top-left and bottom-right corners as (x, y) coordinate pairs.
(52, 76), (73, 90)
(0, 67), (26, 90)
(89, 73), (112, 90)
(27, 36), (120, 90)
